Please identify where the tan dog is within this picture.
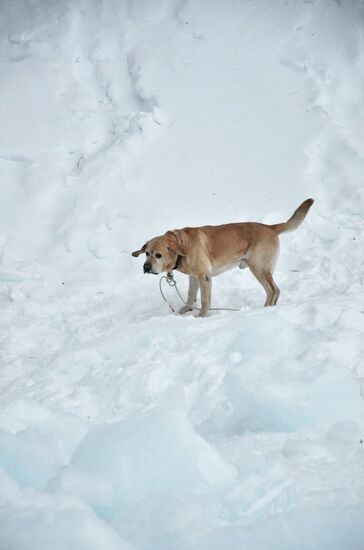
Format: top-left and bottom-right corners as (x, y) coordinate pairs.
(132, 198), (314, 317)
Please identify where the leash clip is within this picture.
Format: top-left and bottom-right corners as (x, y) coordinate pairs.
(166, 271), (176, 286)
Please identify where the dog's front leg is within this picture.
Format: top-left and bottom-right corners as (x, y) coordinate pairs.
(196, 274), (212, 317)
(179, 275), (199, 314)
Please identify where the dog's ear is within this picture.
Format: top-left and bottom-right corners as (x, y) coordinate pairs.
(131, 243), (147, 257)
(166, 230), (187, 257)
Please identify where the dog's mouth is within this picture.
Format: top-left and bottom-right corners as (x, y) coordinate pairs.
(143, 265), (159, 275)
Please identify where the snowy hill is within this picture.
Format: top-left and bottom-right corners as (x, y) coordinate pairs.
(0, 1), (364, 549)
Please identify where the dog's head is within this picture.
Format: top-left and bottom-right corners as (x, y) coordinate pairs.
(132, 230), (187, 275)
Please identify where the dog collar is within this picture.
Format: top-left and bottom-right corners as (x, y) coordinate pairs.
(173, 255), (183, 271)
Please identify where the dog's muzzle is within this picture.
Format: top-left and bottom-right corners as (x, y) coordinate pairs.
(144, 263), (152, 273)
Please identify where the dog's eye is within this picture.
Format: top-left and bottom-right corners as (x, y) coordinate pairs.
(146, 251), (150, 256)
(155, 253), (162, 259)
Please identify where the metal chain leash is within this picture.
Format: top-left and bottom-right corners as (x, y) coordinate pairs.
(159, 271), (240, 313)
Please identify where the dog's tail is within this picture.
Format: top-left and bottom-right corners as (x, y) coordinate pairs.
(270, 198), (314, 235)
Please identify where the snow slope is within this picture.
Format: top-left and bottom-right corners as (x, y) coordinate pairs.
(0, 1), (364, 549)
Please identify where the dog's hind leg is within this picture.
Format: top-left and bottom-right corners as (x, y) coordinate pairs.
(247, 236), (280, 307)
(179, 275), (200, 314)
(249, 264), (280, 306)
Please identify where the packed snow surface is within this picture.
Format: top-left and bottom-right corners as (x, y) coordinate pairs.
(0, 1), (364, 549)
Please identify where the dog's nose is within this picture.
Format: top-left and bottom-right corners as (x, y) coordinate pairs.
(144, 263), (151, 273)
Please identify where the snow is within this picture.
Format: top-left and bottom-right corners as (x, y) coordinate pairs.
(0, 0), (364, 549)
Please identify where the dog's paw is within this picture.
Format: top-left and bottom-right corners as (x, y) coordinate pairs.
(179, 305), (193, 315)
(196, 309), (209, 318)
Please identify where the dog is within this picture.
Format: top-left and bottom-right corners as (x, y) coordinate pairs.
(132, 198), (314, 317)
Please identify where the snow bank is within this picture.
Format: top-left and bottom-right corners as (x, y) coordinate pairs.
(0, 0), (364, 549)
(53, 405), (236, 519)
(0, 468), (136, 550)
